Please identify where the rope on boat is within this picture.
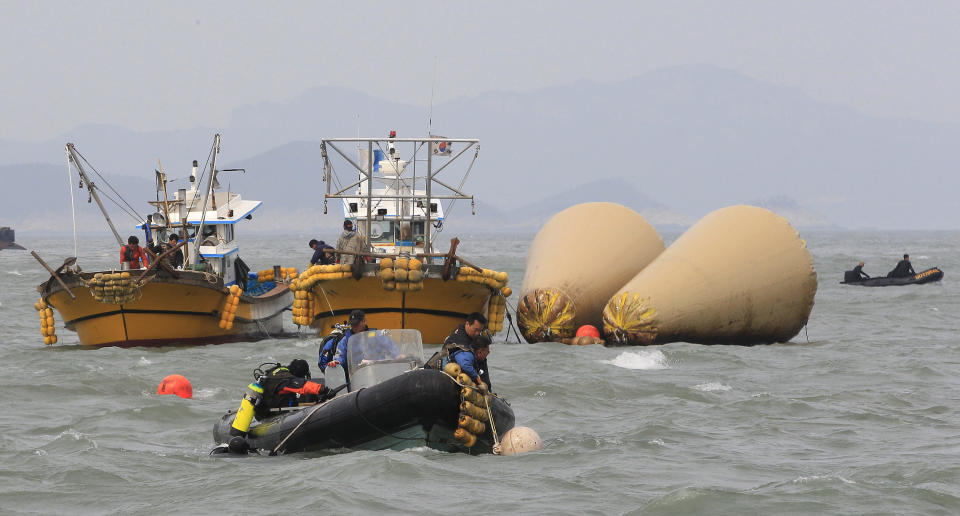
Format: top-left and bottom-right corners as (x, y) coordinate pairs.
(268, 386), (345, 455)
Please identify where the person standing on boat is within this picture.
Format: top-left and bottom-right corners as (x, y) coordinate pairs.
(308, 239), (336, 266)
(120, 235), (150, 270)
(336, 220), (366, 265)
(844, 261), (870, 282)
(165, 234), (184, 269)
(888, 254), (916, 278)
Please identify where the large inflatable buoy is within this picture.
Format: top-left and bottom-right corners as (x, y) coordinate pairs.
(517, 203), (664, 343)
(497, 426), (543, 456)
(602, 205), (817, 345)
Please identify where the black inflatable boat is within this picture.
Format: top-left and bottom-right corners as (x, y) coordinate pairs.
(841, 267), (943, 287)
(212, 329), (514, 455)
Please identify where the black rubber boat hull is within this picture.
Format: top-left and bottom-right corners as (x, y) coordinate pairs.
(841, 267), (943, 287)
(213, 368), (515, 455)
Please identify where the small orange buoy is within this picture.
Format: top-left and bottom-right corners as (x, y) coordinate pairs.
(575, 325), (601, 338)
(157, 374), (193, 399)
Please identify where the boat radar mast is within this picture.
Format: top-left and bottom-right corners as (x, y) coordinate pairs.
(320, 132), (479, 256)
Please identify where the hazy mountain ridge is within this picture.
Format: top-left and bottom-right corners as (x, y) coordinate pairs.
(2, 64), (956, 229)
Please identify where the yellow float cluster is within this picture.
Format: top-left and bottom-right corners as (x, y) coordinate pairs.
(444, 362), (490, 448)
(486, 291), (510, 333)
(455, 267), (511, 333)
(456, 267), (508, 290)
(34, 299), (57, 345)
(293, 264), (353, 291)
(86, 271), (139, 304)
(280, 267), (298, 280)
(288, 264), (352, 326)
(218, 284), (242, 330)
(256, 268), (276, 283)
(291, 289), (318, 326)
(377, 257), (424, 292)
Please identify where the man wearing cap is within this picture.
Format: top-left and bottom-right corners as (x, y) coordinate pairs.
(325, 310), (374, 370)
(309, 239), (335, 266)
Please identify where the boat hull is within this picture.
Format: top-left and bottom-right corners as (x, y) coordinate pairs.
(307, 272), (492, 344)
(213, 368), (515, 455)
(39, 270), (292, 347)
(841, 267), (943, 287)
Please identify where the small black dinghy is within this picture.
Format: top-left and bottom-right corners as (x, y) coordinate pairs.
(212, 329), (514, 455)
(841, 267), (944, 287)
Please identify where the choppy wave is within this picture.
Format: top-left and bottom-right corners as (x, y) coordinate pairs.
(601, 350), (669, 370)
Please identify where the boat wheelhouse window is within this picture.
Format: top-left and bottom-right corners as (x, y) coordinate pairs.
(368, 221), (395, 244)
(222, 224), (234, 244)
(412, 221), (425, 244)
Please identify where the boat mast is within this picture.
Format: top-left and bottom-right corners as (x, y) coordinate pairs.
(191, 134), (220, 268)
(66, 143), (124, 247)
(366, 140), (373, 244)
(425, 143), (432, 253)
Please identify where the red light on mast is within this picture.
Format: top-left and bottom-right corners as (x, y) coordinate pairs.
(389, 130), (396, 138)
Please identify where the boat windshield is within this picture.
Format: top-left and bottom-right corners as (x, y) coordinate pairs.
(368, 221), (395, 244)
(346, 329), (424, 391)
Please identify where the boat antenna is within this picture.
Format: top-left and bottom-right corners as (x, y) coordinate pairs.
(428, 56), (438, 135)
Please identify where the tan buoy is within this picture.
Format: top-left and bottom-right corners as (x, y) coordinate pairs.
(517, 202), (664, 343)
(497, 426), (543, 456)
(602, 205), (817, 345)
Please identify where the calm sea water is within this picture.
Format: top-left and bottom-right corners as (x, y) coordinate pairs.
(0, 230), (958, 515)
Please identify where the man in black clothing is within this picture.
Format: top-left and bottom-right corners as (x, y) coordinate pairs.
(844, 261), (870, 282)
(442, 312), (487, 355)
(425, 312), (487, 370)
(309, 239), (336, 265)
(888, 254), (916, 278)
(165, 234), (184, 269)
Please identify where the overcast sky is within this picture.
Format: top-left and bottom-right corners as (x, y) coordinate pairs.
(2, 1), (959, 141)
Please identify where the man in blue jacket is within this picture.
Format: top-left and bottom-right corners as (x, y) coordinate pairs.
(451, 333), (492, 389)
(324, 310), (371, 370)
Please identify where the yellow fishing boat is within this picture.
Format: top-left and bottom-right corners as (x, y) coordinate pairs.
(34, 135), (293, 347)
(293, 132), (510, 344)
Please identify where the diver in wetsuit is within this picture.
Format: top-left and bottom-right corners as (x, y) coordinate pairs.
(844, 261), (870, 282)
(221, 359), (334, 454)
(888, 254), (916, 278)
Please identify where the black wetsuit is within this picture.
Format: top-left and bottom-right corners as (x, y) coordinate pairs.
(888, 260), (916, 278)
(844, 265), (870, 282)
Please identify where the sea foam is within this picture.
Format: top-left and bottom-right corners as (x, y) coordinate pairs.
(601, 350), (669, 370)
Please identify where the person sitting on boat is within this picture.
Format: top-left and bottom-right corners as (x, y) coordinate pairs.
(336, 219), (366, 265)
(453, 333), (493, 389)
(887, 254), (916, 278)
(308, 239), (336, 266)
(120, 235), (150, 270)
(165, 234), (184, 269)
(225, 358), (335, 452)
(844, 261), (870, 282)
(324, 310), (375, 370)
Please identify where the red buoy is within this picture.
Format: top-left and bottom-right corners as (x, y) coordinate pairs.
(157, 374), (193, 399)
(575, 325), (601, 338)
